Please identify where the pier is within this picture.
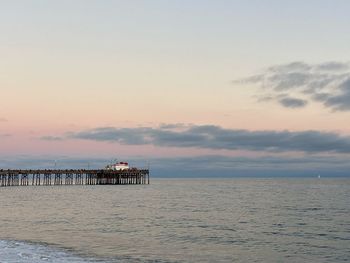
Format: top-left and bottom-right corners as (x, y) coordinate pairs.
(0, 169), (149, 187)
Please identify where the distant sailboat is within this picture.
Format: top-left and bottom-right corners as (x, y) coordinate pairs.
(318, 174), (321, 179)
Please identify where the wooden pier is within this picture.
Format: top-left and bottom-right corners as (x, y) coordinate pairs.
(0, 169), (149, 187)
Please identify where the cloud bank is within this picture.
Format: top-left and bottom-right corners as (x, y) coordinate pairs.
(1, 154), (349, 177)
(42, 124), (350, 154)
(238, 61), (350, 111)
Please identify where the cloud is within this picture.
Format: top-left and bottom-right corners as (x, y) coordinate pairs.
(1, 154), (349, 177)
(149, 154), (350, 172)
(41, 124), (350, 154)
(40, 135), (64, 141)
(316, 61), (349, 71)
(0, 118), (8, 122)
(269, 61), (312, 72)
(238, 61), (350, 111)
(278, 97), (308, 108)
(322, 78), (350, 111)
(158, 123), (190, 129)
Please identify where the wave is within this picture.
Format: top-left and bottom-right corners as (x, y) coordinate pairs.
(0, 240), (105, 263)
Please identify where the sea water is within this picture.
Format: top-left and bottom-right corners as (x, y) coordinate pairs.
(0, 178), (349, 262)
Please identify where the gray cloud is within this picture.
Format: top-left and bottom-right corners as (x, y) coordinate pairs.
(279, 97), (308, 108)
(316, 61), (349, 71)
(238, 61), (350, 111)
(68, 127), (150, 145)
(1, 154), (349, 177)
(269, 61), (312, 72)
(40, 136), (64, 141)
(0, 118), (8, 122)
(150, 154), (350, 171)
(42, 124), (350, 154)
(159, 123), (190, 129)
(322, 78), (350, 111)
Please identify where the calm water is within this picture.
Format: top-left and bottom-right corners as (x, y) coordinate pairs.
(0, 178), (349, 262)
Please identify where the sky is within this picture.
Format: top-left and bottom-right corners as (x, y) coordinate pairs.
(1, 0), (350, 176)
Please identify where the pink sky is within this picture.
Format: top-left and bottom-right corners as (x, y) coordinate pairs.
(1, 2), (350, 173)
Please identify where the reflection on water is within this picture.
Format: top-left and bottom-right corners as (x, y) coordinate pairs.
(0, 178), (349, 262)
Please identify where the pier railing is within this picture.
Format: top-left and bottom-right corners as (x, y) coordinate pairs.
(0, 169), (150, 187)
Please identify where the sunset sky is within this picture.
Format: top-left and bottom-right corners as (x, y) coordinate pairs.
(1, 1), (350, 176)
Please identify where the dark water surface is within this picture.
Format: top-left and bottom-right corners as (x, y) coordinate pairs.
(0, 178), (349, 262)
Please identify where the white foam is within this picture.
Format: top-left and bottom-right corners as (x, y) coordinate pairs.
(0, 240), (103, 263)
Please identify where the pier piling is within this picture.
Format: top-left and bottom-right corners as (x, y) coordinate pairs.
(0, 169), (149, 187)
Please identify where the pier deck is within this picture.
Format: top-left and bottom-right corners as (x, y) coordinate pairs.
(0, 169), (149, 187)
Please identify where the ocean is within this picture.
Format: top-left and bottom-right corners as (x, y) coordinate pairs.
(0, 178), (349, 262)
